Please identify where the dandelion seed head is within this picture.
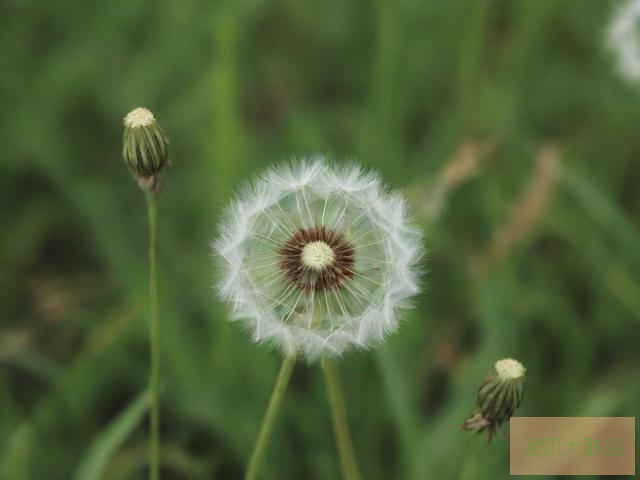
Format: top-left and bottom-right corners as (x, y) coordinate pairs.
(607, 0), (640, 83)
(213, 156), (424, 360)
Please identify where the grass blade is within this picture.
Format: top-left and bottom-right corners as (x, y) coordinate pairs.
(73, 390), (151, 480)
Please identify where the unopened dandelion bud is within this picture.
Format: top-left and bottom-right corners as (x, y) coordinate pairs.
(462, 358), (526, 442)
(122, 107), (169, 192)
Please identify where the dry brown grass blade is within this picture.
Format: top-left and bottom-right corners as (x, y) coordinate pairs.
(477, 143), (561, 272)
(413, 139), (496, 220)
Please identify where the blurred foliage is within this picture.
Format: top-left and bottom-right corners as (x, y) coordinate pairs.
(1, 0), (639, 479)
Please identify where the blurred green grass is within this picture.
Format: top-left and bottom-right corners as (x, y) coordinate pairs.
(1, 0), (639, 478)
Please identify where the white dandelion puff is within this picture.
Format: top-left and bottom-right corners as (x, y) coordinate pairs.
(213, 157), (424, 361)
(607, 0), (640, 83)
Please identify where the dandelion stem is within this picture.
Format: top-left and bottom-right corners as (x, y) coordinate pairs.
(245, 354), (296, 480)
(322, 358), (361, 480)
(145, 190), (161, 480)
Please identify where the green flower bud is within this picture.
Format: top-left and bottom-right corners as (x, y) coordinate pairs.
(122, 107), (169, 192)
(462, 358), (526, 443)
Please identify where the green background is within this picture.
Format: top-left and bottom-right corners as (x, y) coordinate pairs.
(1, 0), (639, 478)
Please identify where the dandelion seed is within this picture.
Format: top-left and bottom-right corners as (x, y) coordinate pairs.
(213, 157), (424, 360)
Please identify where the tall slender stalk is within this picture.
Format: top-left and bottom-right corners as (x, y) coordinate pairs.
(322, 358), (361, 480)
(145, 190), (160, 480)
(245, 354), (296, 480)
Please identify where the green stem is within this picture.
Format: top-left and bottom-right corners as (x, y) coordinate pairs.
(145, 191), (160, 480)
(322, 358), (361, 480)
(245, 354), (296, 480)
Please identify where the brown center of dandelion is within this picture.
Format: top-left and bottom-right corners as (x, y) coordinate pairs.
(278, 226), (355, 291)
